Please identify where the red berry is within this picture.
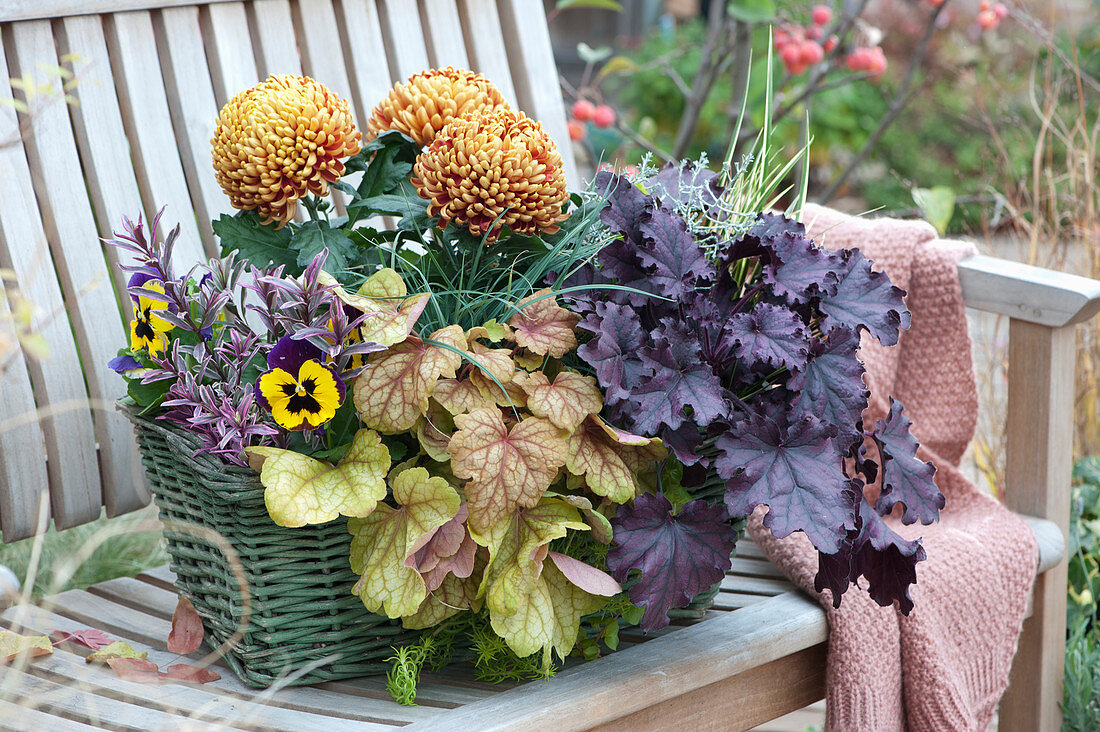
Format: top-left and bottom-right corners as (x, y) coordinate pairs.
(867, 48), (887, 77)
(811, 5), (832, 26)
(979, 0), (990, 9)
(623, 164), (639, 177)
(846, 48), (867, 71)
(977, 9), (999, 29)
(781, 44), (802, 68)
(800, 40), (824, 65)
(774, 28), (790, 49)
(592, 104), (616, 128)
(993, 3), (1008, 19)
(568, 119), (585, 141)
(572, 99), (595, 122)
(806, 26), (822, 40)
(823, 35), (838, 53)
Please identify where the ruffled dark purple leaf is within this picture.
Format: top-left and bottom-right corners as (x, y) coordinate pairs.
(819, 248), (910, 346)
(607, 493), (736, 630)
(871, 398), (942, 525)
(726, 303), (810, 372)
(636, 204), (715, 298)
(577, 301), (649, 401)
(786, 327), (868, 441)
(815, 494), (926, 614)
(627, 321), (729, 434)
(716, 411), (857, 552)
(594, 171), (650, 247)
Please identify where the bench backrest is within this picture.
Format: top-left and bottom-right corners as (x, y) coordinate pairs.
(0, 0), (573, 541)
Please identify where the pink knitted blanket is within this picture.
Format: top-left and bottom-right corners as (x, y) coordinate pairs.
(748, 204), (1039, 731)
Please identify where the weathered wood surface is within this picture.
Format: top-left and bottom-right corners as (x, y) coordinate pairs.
(957, 254), (1100, 327)
(0, 518), (1064, 732)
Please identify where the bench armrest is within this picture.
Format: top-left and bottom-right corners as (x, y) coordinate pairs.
(958, 254), (1100, 326)
(959, 252), (1099, 731)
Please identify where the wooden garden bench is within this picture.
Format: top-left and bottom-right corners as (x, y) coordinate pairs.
(0, 0), (1091, 729)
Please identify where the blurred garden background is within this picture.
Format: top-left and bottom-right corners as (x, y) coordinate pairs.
(1, 0), (1097, 727)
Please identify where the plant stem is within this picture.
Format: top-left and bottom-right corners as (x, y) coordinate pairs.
(671, 1), (729, 159)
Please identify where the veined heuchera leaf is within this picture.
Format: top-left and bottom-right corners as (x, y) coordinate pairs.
(565, 415), (666, 503)
(407, 504), (477, 592)
(353, 325), (468, 433)
(628, 320), (729, 434)
(635, 203), (715, 298)
(716, 412), (857, 553)
(471, 498), (589, 618)
(449, 407), (569, 530)
(467, 342), (517, 384)
(246, 428), (390, 527)
(488, 559), (605, 665)
(432, 377), (493, 415)
(523, 371), (603, 432)
(348, 467), (461, 618)
(507, 290), (581, 358)
(727, 303), (810, 372)
(319, 269), (429, 347)
(402, 567), (483, 630)
(728, 213), (844, 304)
(819, 248), (910, 346)
(871, 398), (942, 524)
(576, 301), (648, 402)
(606, 493), (736, 630)
(0, 630), (52, 663)
(786, 326), (868, 442)
(546, 551), (620, 596)
(815, 494), (926, 614)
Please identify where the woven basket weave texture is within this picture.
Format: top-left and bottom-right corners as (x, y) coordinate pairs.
(126, 408), (417, 688)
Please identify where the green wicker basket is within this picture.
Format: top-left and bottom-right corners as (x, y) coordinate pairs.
(125, 407), (419, 688)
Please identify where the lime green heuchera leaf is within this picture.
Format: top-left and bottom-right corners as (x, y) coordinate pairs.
(449, 407), (569, 531)
(489, 559), (605, 665)
(470, 498), (589, 618)
(556, 494), (614, 543)
(565, 415), (667, 503)
(348, 467), (461, 618)
(353, 326), (468, 433)
(86, 641), (147, 664)
(0, 630), (52, 663)
(523, 370), (603, 432)
(319, 269), (429, 347)
(467, 319), (512, 344)
(246, 429), (390, 527)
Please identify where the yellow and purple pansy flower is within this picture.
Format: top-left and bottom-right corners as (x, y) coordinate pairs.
(127, 272), (174, 354)
(256, 336), (346, 430)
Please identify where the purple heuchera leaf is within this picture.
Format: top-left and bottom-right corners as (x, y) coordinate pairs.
(577, 301), (649, 402)
(819, 248), (910, 346)
(716, 411), (857, 553)
(607, 492), (736, 630)
(594, 171), (650, 246)
(871, 398), (942, 524)
(786, 326), (868, 442)
(627, 320), (729, 434)
(815, 494), (926, 614)
(635, 204), (715, 298)
(726, 303), (810, 372)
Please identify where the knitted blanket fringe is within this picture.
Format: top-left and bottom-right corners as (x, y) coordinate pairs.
(747, 204), (1038, 732)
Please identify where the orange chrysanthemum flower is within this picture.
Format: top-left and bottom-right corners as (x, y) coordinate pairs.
(412, 108), (570, 242)
(212, 75), (361, 227)
(367, 67), (508, 147)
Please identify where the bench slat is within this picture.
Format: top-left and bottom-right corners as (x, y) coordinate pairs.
(376, 0), (430, 81)
(247, 0), (302, 78)
(104, 10), (210, 262)
(7, 19), (141, 522)
(455, 0), (517, 105)
(201, 1), (261, 107)
(418, 0), (468, 69)
(156, 4), (235, 240)
(0, 34), (103, 533)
